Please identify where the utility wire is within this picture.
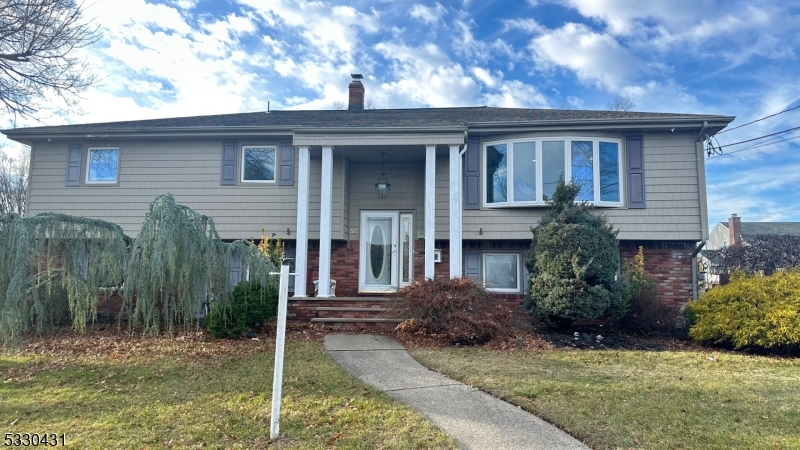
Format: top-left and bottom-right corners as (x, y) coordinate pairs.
(708, 134), (800, 160)
(716, 125), (800, 147)
(717, 104), (800, 134)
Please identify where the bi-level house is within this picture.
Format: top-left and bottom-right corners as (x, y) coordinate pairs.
(3, 75), (733, 325)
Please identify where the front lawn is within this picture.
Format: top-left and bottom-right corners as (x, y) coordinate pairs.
(412, 346), (800, 450)
(1, 329), (455, 449)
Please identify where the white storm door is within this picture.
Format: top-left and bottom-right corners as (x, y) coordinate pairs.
(360, 212), (399, 292)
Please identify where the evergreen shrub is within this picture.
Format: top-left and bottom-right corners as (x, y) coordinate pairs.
(391, 277), (516, 344)
(524, 177), (630, 325)
(685, 269), (800, 352)
(206, 280), (278, 339)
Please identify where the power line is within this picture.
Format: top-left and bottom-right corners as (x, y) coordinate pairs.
(717, 104), (800, 135)
(708, 134), (800, 160)
(716, 125), (800, 147)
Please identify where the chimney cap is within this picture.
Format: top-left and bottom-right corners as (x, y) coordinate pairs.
(351, 73), (363, 80)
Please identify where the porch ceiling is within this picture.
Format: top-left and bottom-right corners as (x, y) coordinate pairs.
(308, 144), (451, 162)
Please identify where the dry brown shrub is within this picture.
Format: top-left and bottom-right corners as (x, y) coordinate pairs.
(390, 277), (519, 344)
(618, 275), (683, 335)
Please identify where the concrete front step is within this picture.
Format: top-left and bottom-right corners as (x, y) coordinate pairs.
(312, 317), (402, 323)
(315, 307), (389, 312)
(311, 317), (402, 329)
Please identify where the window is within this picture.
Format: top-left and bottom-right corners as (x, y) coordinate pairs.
(482, 253), (520, 293)
(483, 137), (623, 206)
(86, 147), (119, 184)
(241, 146), (276, 182)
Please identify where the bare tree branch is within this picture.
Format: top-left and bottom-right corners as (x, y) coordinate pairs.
(0, 0), (102, 120)
(606, 95), (635, 112)
(0, 145), (30, 215)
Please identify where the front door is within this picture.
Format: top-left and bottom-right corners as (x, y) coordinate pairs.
(359, 212), (413, 292)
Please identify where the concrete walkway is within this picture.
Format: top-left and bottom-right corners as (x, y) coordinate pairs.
(324, 334), (589, 450)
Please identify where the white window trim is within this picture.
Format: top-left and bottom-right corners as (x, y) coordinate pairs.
(481, 252), (521, 293)
(241, 145), (277, 183)
(482, 137), (624, 208)
(85, 147), (120, 185)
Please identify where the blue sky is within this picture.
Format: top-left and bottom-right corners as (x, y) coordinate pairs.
(2, 0), (800, 228)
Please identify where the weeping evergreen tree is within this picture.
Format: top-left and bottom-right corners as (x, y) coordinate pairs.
(122, 194), (277, 336)
(1, 193), (278, 347)
(0, 212), (130, 347)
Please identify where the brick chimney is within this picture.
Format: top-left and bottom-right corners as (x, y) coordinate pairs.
(348, 74), (364, 112)
(728, 213), (742, 246)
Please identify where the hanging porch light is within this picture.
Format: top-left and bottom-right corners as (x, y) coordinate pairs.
(375, 152), (391, 199)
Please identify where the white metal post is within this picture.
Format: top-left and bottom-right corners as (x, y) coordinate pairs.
(449, 144), (462, 278)
(318, 146), (333, 296)
(270, 258), (291, 439)
(425, 145), (436, 279)
(294, 146), (310, 297)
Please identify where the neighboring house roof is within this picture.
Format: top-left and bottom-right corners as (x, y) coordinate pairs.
(715, 222), (800, 237)
(2, 106), (734, 140)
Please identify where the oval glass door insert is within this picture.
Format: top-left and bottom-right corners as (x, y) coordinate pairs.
(370, 225), (386, 279)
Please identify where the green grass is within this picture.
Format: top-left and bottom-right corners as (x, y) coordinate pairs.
(412, 346), (800, 450)
(1, 331), (455, 449)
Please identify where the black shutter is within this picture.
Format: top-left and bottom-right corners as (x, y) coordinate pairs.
(465, 250), (481, 282)
(277, 142), (294, 186)
(221, 143), (237, 185)
(66, 144), (82, 186)
(464, 138), (480, 209)
(626, 135), (646, 209)
(230, 253), (242, 286)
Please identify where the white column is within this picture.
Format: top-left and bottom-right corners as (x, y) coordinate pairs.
(318, 146), (333, 297)
(425, 145), (436, 280)
(449, 144), (462, 278)
(293, 146), (310, 297)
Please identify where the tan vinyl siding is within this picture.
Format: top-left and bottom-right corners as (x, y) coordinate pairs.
(27, 140), (301, 240)
(307, 157), (345, 241)
(461, 131), (703, 241)
(347, 162), (425, 239)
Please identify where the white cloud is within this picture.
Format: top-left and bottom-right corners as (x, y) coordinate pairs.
(529, 23), (640, 90)
(453, 19), (518, 63)
(373, 42), (480, 107)
(559, 0), (714, 36)
(409, 3), (447, 25)
(471, 67), (499, 88)
(239, 0), (379, 61)
(502, 18), (545, 34)
(482, 80), (549, 108)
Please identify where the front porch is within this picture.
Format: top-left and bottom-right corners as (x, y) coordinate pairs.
(292, 132), (470, 298)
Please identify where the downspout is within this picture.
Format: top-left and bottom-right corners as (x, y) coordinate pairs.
(691, 241), (706, 300)
(692, 121), (710, 301)
(696, 120), (708, 143)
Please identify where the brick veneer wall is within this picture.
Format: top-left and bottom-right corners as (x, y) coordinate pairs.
(619, 240), (695, 305)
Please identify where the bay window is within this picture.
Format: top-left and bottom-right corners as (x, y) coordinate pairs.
(484, 137), (623, 206)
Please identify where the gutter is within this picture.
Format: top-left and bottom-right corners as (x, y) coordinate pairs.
(691, 241), (706, 300)
(2, 125), (469, 141)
